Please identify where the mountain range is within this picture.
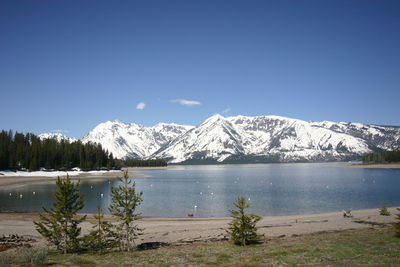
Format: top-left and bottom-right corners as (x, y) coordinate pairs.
(40, 115), (400, 163)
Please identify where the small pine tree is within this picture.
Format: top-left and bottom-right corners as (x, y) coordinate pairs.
(34, 175), (86, 253)
(379, 205), (391, 216)
(227, 196), (262, 246)
(83, 206), (118, 252)
(395, 208), (400, 238)
(109, 170), (143, 251)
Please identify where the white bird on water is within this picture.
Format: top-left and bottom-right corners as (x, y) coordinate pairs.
(19, 194), (23, 198)
(100, 193), (104, 198)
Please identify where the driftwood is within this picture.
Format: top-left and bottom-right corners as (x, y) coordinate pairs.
(352, 220), (390, 227)
(259, 224), (292, 228)
(0, 234), (36, 251)
(343, 210), (353, 218)
(299, 219), (329, 223)
(176, 233), (229, 244)
(137, 242), (169, 250)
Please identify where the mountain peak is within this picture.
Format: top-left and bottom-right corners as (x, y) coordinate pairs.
(39, 132), (76, 142)
(40, 114), (400, 162)
(151, 114), (400, 163)
(201, 114), (225, 125)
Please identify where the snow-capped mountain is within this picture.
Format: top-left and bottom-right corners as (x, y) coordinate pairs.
(40, 115), (400, 163)
(38, 132), (77, 143)
(81, 120), (193, 159)
(151, 115), (400, 163)
(311, 121), (400, 151)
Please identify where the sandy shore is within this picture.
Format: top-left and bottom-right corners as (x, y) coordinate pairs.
(0, 170), (146, 188)
(330, 163), (400, 169)
(0, 207), (398, 246)
(122, 167), (169, 171)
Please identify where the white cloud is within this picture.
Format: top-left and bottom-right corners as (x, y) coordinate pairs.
(171, 99), (201, 106)
(136, 102), (146, 110)
(222, 108), (231, 114)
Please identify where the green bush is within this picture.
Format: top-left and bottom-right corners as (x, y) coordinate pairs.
(34, 175), (86, 253)
(109, 170), (143, 251)
(379, 205), (391, 216)
(82, 206), (119, 252)
(227, 196), (262, 246)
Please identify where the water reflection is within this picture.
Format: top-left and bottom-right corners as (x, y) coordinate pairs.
(1, 163), (400, 217)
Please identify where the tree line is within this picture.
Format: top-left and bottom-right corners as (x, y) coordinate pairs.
(0, 130), (168, 171)
(0, 130), (116, 171)
(362, 150), (400, 164)
(122, 159), (167, 167)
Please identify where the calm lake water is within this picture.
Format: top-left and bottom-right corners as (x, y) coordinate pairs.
(1, 163), (400, 217)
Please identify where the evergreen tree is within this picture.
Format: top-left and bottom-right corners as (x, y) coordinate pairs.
(83, 206), (118, 252)
(227, 196), (262, 246)
(34, 175), (86, 253)
(109, 170), (143, 251)
(379, 205), (391, 216)
(0, 130), (117, 171)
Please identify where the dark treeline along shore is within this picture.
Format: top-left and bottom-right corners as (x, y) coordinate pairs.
(0, 130), (167, 172)
(363, 150), (400, 164)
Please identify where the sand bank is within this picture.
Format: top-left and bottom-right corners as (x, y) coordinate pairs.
(122, 167), (169, 171)
(331, 163), (400, 169)
(0, 170), (146, 188)
(0, 207), (398, 246)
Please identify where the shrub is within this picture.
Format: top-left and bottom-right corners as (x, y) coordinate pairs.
(109, 170), (143, 251)
(82, 206), (119, 252)
(34, 175), (86, 253)
(379, 205), (391, 216)
(227, 196), (262, 246)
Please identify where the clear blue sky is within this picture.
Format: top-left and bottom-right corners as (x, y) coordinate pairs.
(1, 0), (399, 138)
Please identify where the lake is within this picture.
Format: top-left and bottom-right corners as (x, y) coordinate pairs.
(1, 163), (400, 217)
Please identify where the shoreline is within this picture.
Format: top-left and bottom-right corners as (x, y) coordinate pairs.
(0, 207), (398, 245)
(330, 163), (400, 169)
(0, 170), (150, 188)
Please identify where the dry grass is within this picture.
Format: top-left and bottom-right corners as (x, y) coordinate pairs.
(2, 227), (399, 266)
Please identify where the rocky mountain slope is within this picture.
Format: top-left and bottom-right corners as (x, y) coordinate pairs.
(81, 120), (193, 159)
(152, 115), (400, 163)
(41, 115), (400, 163)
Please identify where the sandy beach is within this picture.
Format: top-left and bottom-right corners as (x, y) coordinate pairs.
(0, 166), (399, 248)
(331, 163), (400, 169)
(0, 169), (152, 188)
(0, 207), (398, 246)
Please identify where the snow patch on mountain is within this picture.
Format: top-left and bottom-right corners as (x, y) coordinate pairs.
(152, 115), (397, 163)
(81, 120), (193, 159)
(39, 132), (77, 142)
(40, 115), (400, 163)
